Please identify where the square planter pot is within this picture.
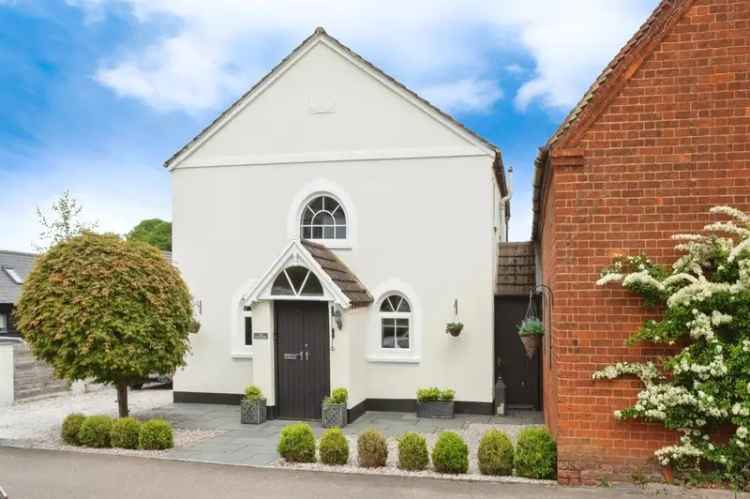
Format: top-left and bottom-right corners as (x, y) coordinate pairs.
(321, 402), (347, 428)
(241, 398), (267, 425)
(416, 400), (454, 419)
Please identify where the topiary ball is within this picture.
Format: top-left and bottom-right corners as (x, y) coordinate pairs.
(431, 431), (468, 474)
(61, 413), (86, 446)
(78, 415), (114, 448)
(139, 418), (174, 450)
(319, 428), (349, 465)
(110, 417), (142, 449)
(398, 432), (429, 471)
(278, 423), (316, 463)
(514, 427), (556, 479)
(357, 429), (388, 468)
(477, 429), (514, 476)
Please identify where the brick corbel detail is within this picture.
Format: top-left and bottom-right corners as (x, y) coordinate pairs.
(549, 148), (584, 168)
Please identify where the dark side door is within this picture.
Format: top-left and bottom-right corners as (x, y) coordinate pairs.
(275, 301), (331, 420)
(494, 296), (541, 410)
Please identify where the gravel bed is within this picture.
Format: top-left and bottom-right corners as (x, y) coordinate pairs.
(0, 388), (172, 440)
(278, 422), (550, 483)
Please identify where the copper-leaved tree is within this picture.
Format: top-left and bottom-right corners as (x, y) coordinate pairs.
(15, 232), (194, 417)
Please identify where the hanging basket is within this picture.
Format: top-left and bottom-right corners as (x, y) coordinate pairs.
(520, 334), (541, 359)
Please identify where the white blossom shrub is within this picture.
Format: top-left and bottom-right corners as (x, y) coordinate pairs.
(593, 206), (750, 485)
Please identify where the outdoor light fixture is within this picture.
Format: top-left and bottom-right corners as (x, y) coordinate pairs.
(332, 304), (343, 330)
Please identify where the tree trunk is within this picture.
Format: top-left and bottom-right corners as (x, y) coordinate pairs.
(116, 382), (129, 418)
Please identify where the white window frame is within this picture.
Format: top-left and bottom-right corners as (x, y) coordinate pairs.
(267, 265), (327, 300)
(300, 195), (348, 243)
(0, 313), (7, 333)
(367, 280), (421, 364)
(243, 307), (253, 346)
(287, 179), (357, 250)
(379, 294), (412, 351)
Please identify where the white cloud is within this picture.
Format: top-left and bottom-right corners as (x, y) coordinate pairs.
(74, 0), (659, 115)
(419, 79), (502, 114)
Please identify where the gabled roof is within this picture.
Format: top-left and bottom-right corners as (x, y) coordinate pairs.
(163, 27), (508, 198)
(301, 240), (372, 307)
(532, 0), (695, 239)
(0, 250), (37, 304)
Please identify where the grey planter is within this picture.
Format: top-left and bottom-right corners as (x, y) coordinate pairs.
(241, 398), (267, 425)
(321, 402), (347, 428)
(416, 400), (454, 419)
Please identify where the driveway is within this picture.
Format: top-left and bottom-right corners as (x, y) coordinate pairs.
(0, 447), (734, 499)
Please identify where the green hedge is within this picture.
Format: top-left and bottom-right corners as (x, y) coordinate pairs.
(278, 423), (316, 463)
(398, 432), (429, 471)
(61, 413), (86, 446)
(319, 428), (349, 465)
(477, 429), (513, 476)
(514, 427), (556, 479)
(111, 417), (141, 449)
(431, 431), (468, 474)
(78, 415), (113, 448)
(139, 419), (174, 450)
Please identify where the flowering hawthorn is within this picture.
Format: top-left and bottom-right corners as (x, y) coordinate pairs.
(594, 206), (750, 483)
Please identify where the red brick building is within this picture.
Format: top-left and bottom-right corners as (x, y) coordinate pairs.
(532, 0), (750, 484)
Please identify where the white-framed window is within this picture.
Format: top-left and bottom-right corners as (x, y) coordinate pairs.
(379, 294), (411, 350)
(243, 306), (253, 346)
(271, 265), (324, 297)
(300, 195), (347, 241)
(0, 313), (7, 333)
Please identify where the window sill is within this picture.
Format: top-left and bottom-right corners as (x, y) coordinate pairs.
(231, 351), (254, 359)
(304, 239), (352, 250)
(366, 355), (420, 364)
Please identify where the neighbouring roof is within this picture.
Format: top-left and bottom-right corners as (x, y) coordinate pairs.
(162, 27), (509, 199)
(301, 240), (373, 307)
(0, 250), (37, 304)
(495, 242), (535, 296)
(531, 0), (692, 240)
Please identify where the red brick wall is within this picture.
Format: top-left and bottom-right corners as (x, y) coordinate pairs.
(540, 0), (750, 484)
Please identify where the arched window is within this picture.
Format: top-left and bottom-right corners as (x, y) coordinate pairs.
(379, 294), (411, 349)
(271, 266), (323, 297)
(300, 195), (347, 240)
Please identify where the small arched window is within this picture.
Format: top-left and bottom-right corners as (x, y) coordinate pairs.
(379, 294), (411, 350)
(271, 266), (323, 297)
(300, 195), (347, 240)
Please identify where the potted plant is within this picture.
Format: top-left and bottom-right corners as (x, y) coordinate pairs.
(416, 387), (455, 419)
(322, 388), (348, 428)
(517, 318), (544, 358)
(241, 385), (267, 424)
(445, 321), (464, 337)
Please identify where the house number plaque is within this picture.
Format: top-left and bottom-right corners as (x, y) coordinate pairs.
(253, 332), (269, 340)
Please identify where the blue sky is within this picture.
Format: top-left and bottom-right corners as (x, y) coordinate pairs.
(0, 0), (659, 251)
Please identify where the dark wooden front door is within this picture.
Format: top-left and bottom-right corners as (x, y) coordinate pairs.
(275, 301), (331, 420)
(494, 296), (541, 410)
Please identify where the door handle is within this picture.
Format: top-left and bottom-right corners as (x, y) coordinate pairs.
(299, 350), (304, 360)
(305, 351), (310, 361)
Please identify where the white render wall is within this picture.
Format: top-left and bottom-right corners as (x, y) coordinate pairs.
(169, 33), (504, 408)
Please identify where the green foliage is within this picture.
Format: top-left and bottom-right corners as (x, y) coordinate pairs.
(477, 429), (514, 476)
(397, 432), (429, 471)
(278, 423), (316, 463)
(244, 385), (263, 400)
(416, 387), (455, 402)
(139, 418), (174, 450)
(517, 318), (544, 337)
(325, 387), (348, 405)
(78, 415), (113, 448)
(127, 218), (172, 251)
(35, 190), (98, 251)
(14, 233), (194, 416)
(319, 428), (349, 465)
(431, 431), (468, 474)
(594, 207), (750, 486)
(110, 417), (141, 449)
(61, 413), (86, 446)
(514, 427), (556, 479)
(357, 429), (388, 468)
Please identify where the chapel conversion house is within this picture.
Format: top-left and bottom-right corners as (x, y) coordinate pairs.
(165, 28), (541, 421)
(534, 0), (750, 484)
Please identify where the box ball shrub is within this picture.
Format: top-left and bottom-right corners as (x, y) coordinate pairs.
(431, 431), (468, 474)
(398, 432), (429, 471)
(244, 385), (264, 400)
(78, 415), (114, 448)
(319, 428), (349, 465)
(477, 429), (514, 476)
(61, 413), (86, 446)
(139, 418), (174, 450)
(278, 423), (316, 463)
(514, 427), (556, 479)
(110, 417), (141, 449)
(357, 429), (388, 468)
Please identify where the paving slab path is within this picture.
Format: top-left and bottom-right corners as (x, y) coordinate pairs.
(0, 447), (740, 499)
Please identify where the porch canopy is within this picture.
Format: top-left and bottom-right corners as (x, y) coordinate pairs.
(243, 240), (372, 309)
